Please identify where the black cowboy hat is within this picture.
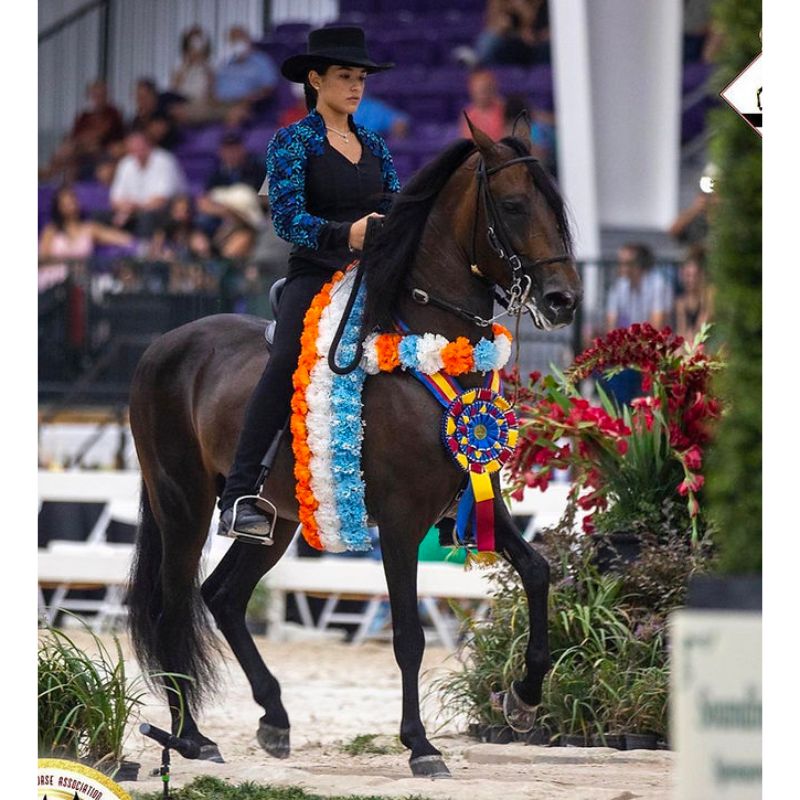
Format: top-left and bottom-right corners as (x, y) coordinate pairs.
(280, 26), (394, 83)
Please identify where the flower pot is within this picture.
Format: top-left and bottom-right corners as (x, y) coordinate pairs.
(657, 738), (670, 750)
(484, 725), (515, 744)
(590, 532), (642, 573)
(624, 733), (658, 750)
(107, 760), (140, 782)
(560, 734), (589, 748)
(523, 726), (554, 746)
(591, 733), (626, 750)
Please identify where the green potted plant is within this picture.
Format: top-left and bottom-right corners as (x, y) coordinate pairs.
(245, 578), (271, 636)
(505, 323), (723, 556)
(38, 621), (158, 781)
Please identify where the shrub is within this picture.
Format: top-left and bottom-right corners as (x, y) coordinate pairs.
(38, 620), (183, 774)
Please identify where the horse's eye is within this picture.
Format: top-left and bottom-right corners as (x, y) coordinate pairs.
(502, 201), (526, 215)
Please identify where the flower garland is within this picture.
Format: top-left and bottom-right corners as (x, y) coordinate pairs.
(361, 324), (513, 377)
(290, 271), (343, 550)
(290, 268), (515, 553)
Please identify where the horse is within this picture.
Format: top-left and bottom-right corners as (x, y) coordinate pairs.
(127, 119), (581, 779)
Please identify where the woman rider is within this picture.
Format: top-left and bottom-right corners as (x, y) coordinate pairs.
(217, 27), (400, 540)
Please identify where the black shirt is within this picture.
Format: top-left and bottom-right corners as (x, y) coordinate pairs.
(288, 135), (385, 278)
(206, 155), (264, 192)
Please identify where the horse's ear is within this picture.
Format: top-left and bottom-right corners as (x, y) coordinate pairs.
(511, 109), (533, 149)
(463, 112), (499, 160)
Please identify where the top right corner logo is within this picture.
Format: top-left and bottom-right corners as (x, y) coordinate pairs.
(720, 50), (762, 138)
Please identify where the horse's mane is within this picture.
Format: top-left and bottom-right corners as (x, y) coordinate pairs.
(363, 136), (572, 332)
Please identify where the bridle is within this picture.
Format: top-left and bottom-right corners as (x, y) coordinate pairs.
(329, 149), (572, 375)
(409, 152), (572, 329)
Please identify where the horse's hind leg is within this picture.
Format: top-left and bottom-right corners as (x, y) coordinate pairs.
(201, 517), (297, 759)
(379, 517), (452, 779)
(153, 477), (226, 762)
(494, 498), (551, 732)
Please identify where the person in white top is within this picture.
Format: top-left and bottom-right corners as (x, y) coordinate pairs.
(110, 130), (187, 237)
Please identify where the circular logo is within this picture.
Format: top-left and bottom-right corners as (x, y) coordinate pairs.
(442, 388), (518, 473)
(37, 759), (131, 800)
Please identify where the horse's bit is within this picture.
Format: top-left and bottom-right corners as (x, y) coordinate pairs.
(410, 153), (572, 329)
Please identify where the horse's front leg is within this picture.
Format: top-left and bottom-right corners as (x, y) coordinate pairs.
(378, 519), (452, 779)
(494, 497), (551, 731)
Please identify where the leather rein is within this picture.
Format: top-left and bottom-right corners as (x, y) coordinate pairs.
(409, 153), (571, 330)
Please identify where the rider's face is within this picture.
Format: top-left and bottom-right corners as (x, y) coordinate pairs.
(311, 66), (367, 117)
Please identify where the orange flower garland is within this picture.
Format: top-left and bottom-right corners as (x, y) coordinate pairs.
(375, 333), (402, 372)
(441, 336), (476, 376)
(290, 270), (344, 550)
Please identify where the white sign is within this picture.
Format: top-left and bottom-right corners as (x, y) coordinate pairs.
(671, 610), (762, 800)
(720, 53), (763, 137)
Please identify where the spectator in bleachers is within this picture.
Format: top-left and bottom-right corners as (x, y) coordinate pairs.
(503, 93), (556, 174)
(669, 187), (717, 246)
(354, 95), (409, 140)
(606, 243), (672, 332)
(206, 183), (265, 261)
(195, 130), (264, 236)
(40, 80), (125, 183)
(214, 26), (278, 118)
(38, 186), (134, 292)
(675, 244), (714, 342)
(455, 0), (550, 68)
(128, 78), (181, 151)
(602, 243), (673, 406)
(109, 130), (187, 238)
(171, 26), (215, 105)
(148, 194), (211, 264)
(458, 69), (506, 141)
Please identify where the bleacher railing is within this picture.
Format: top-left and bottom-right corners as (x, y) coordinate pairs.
(38, 256), (680, 406)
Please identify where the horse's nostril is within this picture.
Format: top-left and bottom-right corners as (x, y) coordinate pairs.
(544, 291), (575, 312)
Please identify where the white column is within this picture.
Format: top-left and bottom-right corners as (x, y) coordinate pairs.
(550, 0), (601, 261)
(586, 0), (683, 229)
(550, 0), (602, 331)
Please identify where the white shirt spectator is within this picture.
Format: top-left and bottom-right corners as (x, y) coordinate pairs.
(606, 269), (673, 328)
(110, 147), (187, 206)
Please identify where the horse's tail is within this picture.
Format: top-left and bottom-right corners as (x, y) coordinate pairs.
(128, 474), (219, 712)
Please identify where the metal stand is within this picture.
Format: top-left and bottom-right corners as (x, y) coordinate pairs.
(159, 747), (171, 799)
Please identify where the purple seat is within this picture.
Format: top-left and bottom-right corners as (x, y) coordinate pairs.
(274, 22), (312, 38)
(683, 62), (712, 93)
(179, 154), (217, 185)
(73, 182), (111, 215)
(340, 0), (381, 12)
(174, 125), (224, 157)
(243, 126), (275, 156)
(39, 184), (56, 231)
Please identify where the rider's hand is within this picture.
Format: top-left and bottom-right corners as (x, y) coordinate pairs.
(348, 212), (384, 252)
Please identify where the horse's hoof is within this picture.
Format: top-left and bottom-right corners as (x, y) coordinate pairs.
(257, 721), (291, 759)
(502, 681), (540, 734)
(197, 744), (225, 763)
(409, 755), (452, 779)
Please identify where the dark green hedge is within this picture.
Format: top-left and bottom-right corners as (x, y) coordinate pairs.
(705, 0), (762, 573)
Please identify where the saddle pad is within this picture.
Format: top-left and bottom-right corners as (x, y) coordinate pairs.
(290, 268), (372, 553)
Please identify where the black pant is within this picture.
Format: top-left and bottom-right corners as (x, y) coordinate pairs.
(218, 270), (331, 511)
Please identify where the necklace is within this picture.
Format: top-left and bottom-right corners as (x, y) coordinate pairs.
(326, 125), (350, 143)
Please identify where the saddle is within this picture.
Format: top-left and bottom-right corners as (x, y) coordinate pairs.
(263, 278), (286, 348)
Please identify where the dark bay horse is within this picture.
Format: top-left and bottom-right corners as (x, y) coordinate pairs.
(128, 120), (581, 778)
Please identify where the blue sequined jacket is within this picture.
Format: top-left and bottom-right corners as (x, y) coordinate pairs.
(265, 108), (400, 252)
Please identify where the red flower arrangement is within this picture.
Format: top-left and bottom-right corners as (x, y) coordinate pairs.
(504, 323), (723, 542)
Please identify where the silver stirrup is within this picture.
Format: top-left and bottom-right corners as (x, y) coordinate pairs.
(220, 494), (277, 546)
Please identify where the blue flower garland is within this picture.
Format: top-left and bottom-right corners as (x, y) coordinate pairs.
(329, 280), (372, 551)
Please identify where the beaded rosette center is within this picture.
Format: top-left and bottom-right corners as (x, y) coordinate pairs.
(444, 388), (518, 473)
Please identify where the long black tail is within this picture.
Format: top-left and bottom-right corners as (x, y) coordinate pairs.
(128, 478), (219, 712)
